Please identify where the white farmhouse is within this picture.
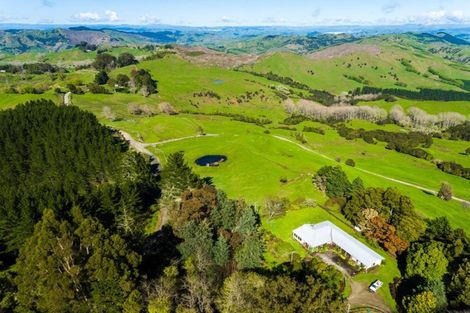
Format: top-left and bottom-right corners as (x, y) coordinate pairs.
(293, 221), (384, 270)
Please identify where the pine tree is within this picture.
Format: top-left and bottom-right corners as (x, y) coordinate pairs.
(235, 235), (263, 270)
(15, 209), (84, 313)
(234, 206), (258, 235)
(210, 191), (237, 231)
(15, 208), (142, 313)
(351, 177), (364, 194)
(161, 152), (201, 198)
(213, 236), (230, 267)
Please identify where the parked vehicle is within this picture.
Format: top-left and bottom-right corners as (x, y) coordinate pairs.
(369, 280), (383, 292)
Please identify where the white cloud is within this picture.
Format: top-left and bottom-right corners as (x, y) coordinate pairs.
(263, 16), (288, 25)
(407, 10), (470, 24)
(72, 12), (101, 22)
(71, 10), (120, 23)
(105, 10), (119, 22)
(140, 15), (161, 24)
(221, 16), (231, 23)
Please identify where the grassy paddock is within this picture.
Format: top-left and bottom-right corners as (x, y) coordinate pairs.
(136, 115), (470, 233)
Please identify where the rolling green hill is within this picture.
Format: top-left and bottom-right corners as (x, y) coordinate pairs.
(0, 28), (156, 54)
(0, 46), (152, 66)
(245, 39), (470, 95)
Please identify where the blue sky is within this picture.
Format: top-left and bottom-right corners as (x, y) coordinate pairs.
(0, 0), (469, 26)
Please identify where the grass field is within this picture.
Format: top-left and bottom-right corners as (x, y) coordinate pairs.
(0, 53), (467, 225)
(112, 114), (470, 234)
(111, 54), (291, 118)
(0, 93), (57, 109)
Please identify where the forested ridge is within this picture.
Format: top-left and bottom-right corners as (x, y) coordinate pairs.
(0, 100), (159, 253)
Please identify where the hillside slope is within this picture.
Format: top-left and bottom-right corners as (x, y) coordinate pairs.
(246, 37), (470, 94)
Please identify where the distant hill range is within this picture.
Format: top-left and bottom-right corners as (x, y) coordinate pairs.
(0, 27), (162, 53)
(0, 25), (469, 62)
(412, 32), (470, 46)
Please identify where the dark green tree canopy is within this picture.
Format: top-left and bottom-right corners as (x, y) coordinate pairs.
(131, 69), (157, 96)
(405, 241), (449, 281)
(313, 166), (352, 198)
(94, 70), (109, 85)
(92, 53), (117, 71)
(342, 187), (424, 242)
(0, 100), (158, 252)
(161, 151), (202, 197)
(117, 52), (138, 67)
(15, 208), (141, 313)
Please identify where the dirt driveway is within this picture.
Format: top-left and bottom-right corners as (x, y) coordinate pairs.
(316, 253), (391, 313)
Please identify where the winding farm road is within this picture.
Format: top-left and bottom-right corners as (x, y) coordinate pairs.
(119, 130), (220, 232)
(272, 135), (469, 204)
(119, 130), (220, 167)
(119, 130), (156, 158)
(146, 133), (219, 147)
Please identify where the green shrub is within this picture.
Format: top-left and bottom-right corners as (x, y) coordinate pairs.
(345, 159), (356, 167)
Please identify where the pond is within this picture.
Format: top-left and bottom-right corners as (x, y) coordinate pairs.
(195, 155), (227, 167)
(213, 79), (224, 85)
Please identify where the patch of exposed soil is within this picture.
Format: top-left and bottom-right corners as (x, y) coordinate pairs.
(176, 46), (259, 68)
(348, 280), (392, 313)
(307, 43), (381, 60)
(317, 252), (391, 313)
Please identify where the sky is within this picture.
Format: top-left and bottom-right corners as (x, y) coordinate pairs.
(0, 0), (469, 26)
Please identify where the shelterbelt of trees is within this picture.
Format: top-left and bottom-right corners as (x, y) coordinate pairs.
(0, 100), (346, 313)
(357, 86), (470, 102)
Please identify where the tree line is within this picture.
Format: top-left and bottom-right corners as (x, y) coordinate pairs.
(240, 70), (336, 105)
(356, 86), (470, 101)
(336, 125), (470, 180)
(283, 100), (467, 133)
(336, 125), (434, 160)
(0, 63), (61, 75)
(443, 121), (470, 141)
(86, 53), (158, 97)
